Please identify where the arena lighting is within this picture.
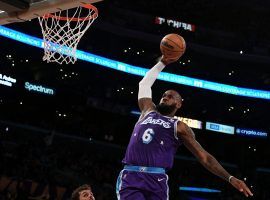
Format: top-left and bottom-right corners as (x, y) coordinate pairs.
(0, 26), (270, 100)
(131, 110), (141, 116)
(179, 187), (221, 193)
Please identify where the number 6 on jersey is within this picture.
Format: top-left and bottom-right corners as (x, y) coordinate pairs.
(142, 128), (155, 144)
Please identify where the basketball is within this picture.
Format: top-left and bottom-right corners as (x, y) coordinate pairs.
(160, 33), (186, 60)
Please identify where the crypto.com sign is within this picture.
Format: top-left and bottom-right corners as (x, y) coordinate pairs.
(155, 17), (195, 32)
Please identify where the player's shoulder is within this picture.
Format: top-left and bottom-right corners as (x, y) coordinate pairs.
(176, 121), (195, 137)
(138, 109), (157, 121)
(177, 120), (188, 131)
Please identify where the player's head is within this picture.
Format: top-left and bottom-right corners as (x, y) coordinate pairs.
(156, 90), (182, 116)
(71, 184), (95, 200)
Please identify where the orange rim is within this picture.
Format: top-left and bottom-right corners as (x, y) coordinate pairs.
(43, 3), (98, 21)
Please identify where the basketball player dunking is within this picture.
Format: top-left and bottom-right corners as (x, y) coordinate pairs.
(116, 56), (253, 200)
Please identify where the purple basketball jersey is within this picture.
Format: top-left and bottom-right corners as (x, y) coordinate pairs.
(123, 111), (182, 170)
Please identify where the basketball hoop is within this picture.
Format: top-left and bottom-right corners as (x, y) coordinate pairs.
(38, 3), (98, 65)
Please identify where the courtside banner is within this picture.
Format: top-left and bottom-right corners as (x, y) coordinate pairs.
(0, 73), (16, 87)
(206, 122), (234, 135)
(175, 116), (202, 129)
(155, 17), (195, 32)
(236, 128), (268, 138)
(1, 25), (270, 100)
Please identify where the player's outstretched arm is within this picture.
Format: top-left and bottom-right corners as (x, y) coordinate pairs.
(138, 56), (177, 116)
(177, 122), (253, 197)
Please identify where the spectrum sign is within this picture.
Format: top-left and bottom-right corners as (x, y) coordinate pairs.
(236, 128), (268, 138)
(206, 122), (234, 135)
(25, 82), (55, 95)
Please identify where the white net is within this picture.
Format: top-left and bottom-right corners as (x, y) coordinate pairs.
(38, 4), (98, 64)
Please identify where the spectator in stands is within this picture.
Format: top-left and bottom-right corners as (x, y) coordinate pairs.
(71, 184), (95, 200)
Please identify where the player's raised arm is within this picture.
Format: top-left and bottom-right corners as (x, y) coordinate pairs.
(177, 122), (253, 197)
(138, 57), (177, 116)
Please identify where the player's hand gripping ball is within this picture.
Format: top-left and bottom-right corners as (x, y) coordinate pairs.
(160, 33), (186, 61)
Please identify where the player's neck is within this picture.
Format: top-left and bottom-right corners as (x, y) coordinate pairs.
(160, 112), (175, 118)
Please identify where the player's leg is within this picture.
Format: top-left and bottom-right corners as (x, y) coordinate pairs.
(117, 187), (145, 200)
(146, 174), (169, 200)
(147, 190), (169, 200)
(116, 170), (146, 200)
